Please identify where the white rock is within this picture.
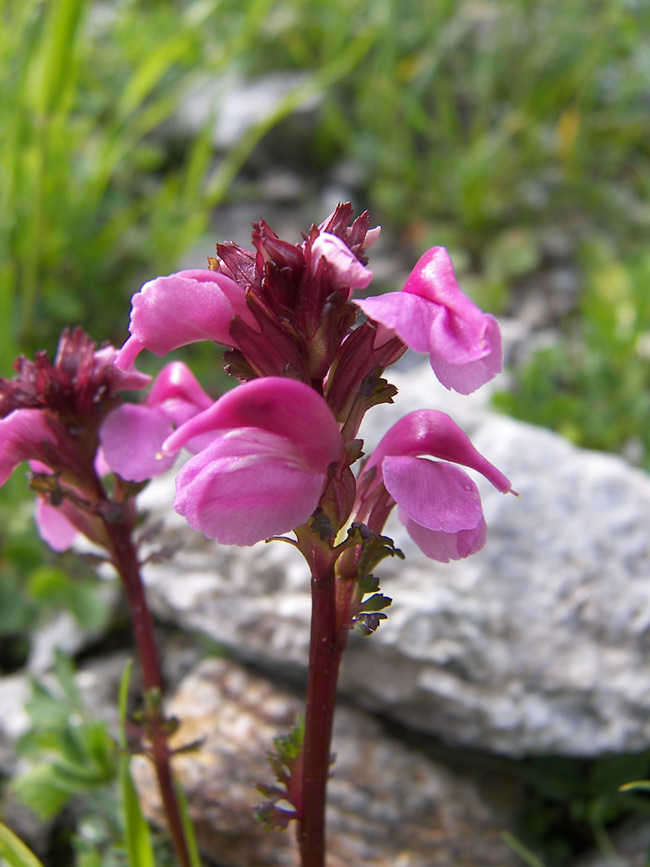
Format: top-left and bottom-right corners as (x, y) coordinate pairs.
(139, 362), (650, 757)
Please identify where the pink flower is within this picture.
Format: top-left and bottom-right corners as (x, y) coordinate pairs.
(355, 247), (502, 394)
(100, 362), (213, 482)
(309, 232), (373, 293)
(0, 410), (60, 486)
(35, 495), (81, 552)
(161, 377), (344, 545)
(114, 269), (252, 369)
(359, 410), (512, 562)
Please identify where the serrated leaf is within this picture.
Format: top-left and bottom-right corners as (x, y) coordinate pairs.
(356, 573), (380, 595)
(359, 593), (392, 612)
(353, 612), (388, 636)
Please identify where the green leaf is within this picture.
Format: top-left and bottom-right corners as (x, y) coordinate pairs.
(118, 658), (134, 749)
(116, 659), (155, 867)
(500, 831), (548, 867)
(174, 780), (203, 867)
(119, 757), (156, 867)
(619, 780), (650, 793)
(13, 764), (73, 819)
(54, 647), (80, 705)
(0, 823), (45, 867)
(359, 593), (392, 612)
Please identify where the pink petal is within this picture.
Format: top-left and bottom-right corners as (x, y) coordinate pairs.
(35, 497), (80, 552)
(382, 456), (487, 562)
(383, 457), (484, 534)
(0, 409), (59, 485)
(311, 233), (373, 290)
(174, 428), (326, 544)
(356, 293), (433, 353)
(100, 404), (176, 481)
(93, 345), (152, 391)
(428, 313), (502, 393)
(402, 246), (466, 306)
(114, 269), (246, 368)
(163, 377), (343, 472)
(147, 362), (213, 426)
(399, 508), (487, 562)
(366, 410), (512, 494)
(364, 226), (381, 249)
(357, 246), (502, 394)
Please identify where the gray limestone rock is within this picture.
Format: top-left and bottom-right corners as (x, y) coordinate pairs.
(138, 361), (650, 757)
(132, 657), (520, 867)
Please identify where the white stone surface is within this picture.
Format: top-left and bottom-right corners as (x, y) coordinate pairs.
(139, 362), (650, 757)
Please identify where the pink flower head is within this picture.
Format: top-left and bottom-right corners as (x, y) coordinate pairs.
(355, 247), (502, 394)
(361, 410), (512, 562)
(0, 329), (152, 489)
(161, 377), (344, 545)
(100, 362), (213, 482)
(115, 269), (252, 369)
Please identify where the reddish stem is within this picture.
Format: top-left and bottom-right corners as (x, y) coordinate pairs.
(297, 560), (347, 867)
(106, 521), (193, 867)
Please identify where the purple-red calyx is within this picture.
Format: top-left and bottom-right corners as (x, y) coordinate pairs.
(0, 328), (150, 487)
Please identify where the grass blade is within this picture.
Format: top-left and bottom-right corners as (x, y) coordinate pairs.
(0, 823), (45, 867)
(117, 659), (156, 867)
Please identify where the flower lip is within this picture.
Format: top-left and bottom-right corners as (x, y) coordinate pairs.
(0, 409), (61, 486)
(364, 409), (513, 495)
(355, 246), (503, 394)
(172, 427), (329, 545)
(162, 376), (344, 472)
(114, 269), (248, 369)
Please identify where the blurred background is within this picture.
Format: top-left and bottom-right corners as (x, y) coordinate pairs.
(3, 0), (650, 455)
(1, 0), (650, 863)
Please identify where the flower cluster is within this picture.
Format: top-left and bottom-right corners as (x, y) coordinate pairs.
(109, 203), (512, 562)
(0, 204), (514, 865)
(0, 329), (211, 550)
(0, 205), (511, 564)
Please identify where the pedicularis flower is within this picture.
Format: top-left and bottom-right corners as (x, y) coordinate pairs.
(356, 246), (502, 394)
(356, 411), (512, 562)
(112, 204), (514, 561)
(0, 329), (209, 550)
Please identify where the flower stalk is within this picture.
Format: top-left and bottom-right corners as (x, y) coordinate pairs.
(105, 517), (193, 867)
(0, 330), (199, 864)
(298, 561), (343, 866)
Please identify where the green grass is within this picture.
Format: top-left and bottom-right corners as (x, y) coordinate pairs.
(494, 242), (650, 468)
